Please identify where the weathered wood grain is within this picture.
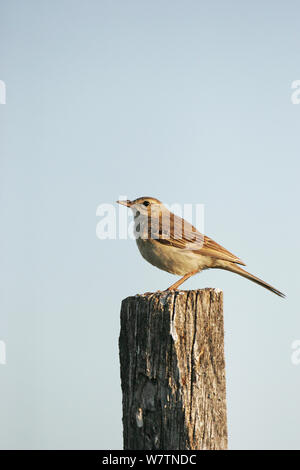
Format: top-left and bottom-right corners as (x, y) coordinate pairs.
(119, 288), (227, 450)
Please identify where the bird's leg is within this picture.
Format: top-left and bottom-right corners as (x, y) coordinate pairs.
(165, 270), (198, 291)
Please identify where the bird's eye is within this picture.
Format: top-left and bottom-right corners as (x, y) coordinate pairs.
(143, 201), (150, 207)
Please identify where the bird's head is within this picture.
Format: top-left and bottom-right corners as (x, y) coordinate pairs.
(116, 197), (164, 217)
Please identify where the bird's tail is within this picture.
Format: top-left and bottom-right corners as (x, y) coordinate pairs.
(219, 263), (285, 298)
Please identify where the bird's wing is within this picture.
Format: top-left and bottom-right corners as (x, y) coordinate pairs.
(195, 235), (246, 266)
(152, 212), (245, 266)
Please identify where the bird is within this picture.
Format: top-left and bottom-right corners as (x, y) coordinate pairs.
(116, 196), (285, 298)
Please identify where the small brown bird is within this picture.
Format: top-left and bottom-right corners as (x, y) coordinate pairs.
(117, 197), (285, 297)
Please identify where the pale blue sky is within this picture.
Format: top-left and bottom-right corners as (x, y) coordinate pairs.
(0, 0), (300, 449)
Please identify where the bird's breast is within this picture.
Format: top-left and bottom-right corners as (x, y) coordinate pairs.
(136, 238), (213, 275)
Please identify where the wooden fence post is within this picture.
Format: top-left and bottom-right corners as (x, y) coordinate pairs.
(119, 288), (227, 450)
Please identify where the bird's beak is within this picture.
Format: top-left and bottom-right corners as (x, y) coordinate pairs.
(116, 199), (132, 207)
